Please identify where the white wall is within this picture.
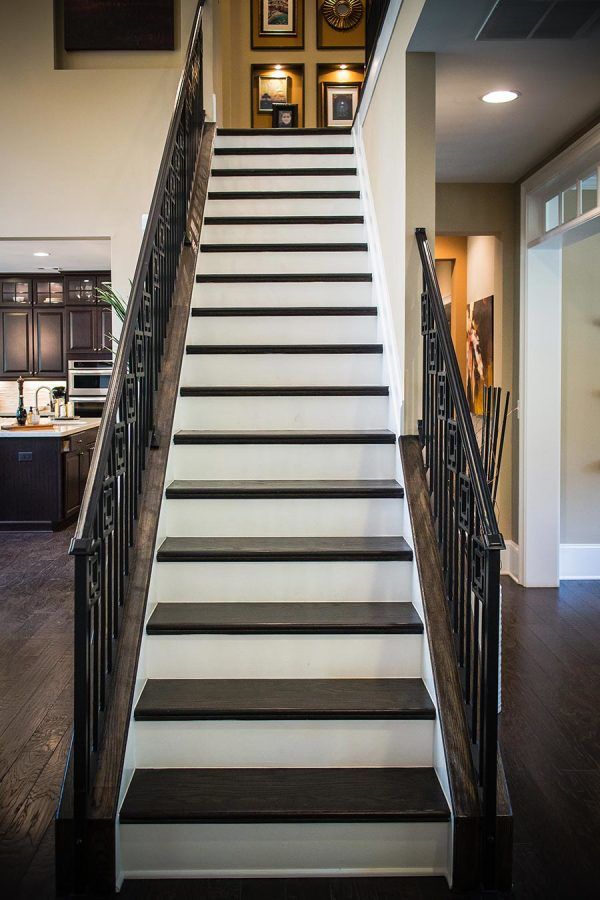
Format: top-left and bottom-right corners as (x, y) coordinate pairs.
(0, 0), (198, 301)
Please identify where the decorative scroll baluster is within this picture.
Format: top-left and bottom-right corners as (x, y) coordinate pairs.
(416, 228), (504, 888)
(68, 3), (205, 885)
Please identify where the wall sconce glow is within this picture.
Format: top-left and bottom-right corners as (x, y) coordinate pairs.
(274, 64), (283, 70)
(33, 251), (50, 257)
(481, 90), (520, 104)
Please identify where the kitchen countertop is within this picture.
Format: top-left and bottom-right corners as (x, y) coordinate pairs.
(0, 418), (101, 438)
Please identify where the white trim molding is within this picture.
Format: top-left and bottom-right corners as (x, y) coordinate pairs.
(501, 540), (520, 583)
(357, 0), (405, 124)
(560, 544), (600, 580)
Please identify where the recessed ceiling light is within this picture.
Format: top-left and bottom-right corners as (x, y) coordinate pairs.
(34, 251), (50, 257)
(339, 64), (348, 69)
(274, 64), (283, 70)
(481, 90), (520, 104)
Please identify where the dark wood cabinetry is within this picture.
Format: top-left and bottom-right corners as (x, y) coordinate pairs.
(0, 272), (111, 379)
(0, 426), (98, 530)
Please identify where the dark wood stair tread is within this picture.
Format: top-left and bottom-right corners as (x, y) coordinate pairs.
(203, 216), (364, 225)
(214, 147), (354, 155)
(196, 273), (372, 283)
(165, 479), (403, 499)
(179, 385), (389, 397)
(134, 678), (434, 721)
(173, 429), (394, 444)
(184, 343), (382, 354)
(120, 767), (450, 824)
(191, 306), (376, 317)
(200, 243), (368, 253)
(211, 168), (357, 177)
(207, 191), (361, 200)
(156, 536), (413, 562)
(146, 601), (423, 635)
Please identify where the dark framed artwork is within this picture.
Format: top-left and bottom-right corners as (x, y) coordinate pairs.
(64, 0), (175, 52)
(272, 103), (299, 128)
(251, 0), (305, 49)
(324, 82), (361, 126)
(317, 0), (365, 50)
(466, 295), (494, 415)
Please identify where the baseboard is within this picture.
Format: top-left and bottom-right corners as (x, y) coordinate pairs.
(560, 544), (600, 580)
(501, 540), (520, 583)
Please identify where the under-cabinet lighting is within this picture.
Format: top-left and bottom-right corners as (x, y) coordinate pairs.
(274, 64), (283, 70)
(33, 251), (50, 257)
(339, 64), (348, 69)
(481, 90), (520, 104)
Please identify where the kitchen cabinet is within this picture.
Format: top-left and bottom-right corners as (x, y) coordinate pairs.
(0, 423), (99, 530)
(0, 272), (111, 379)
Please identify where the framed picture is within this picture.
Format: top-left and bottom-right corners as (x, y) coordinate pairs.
(64, 0), (174, 51)
(466, 295), (494, 415)
(272, 103), (299, 128)
(261, 0), (296, 34)
(325, 83), (360, 127)
(258, 74), (290, 112)
(251, 0), (304, 50)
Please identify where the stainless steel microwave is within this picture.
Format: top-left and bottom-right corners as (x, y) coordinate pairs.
(68, 360), (113, 399)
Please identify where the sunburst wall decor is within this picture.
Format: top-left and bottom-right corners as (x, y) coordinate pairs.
(320, 0), (364, 31)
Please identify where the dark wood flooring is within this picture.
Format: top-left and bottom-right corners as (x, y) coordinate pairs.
(1, 532), (599, 899)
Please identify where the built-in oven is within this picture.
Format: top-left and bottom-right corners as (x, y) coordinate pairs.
(68, 360), (113, 399)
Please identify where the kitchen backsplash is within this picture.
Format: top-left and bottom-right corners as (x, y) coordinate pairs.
(0, 379), (66, 417)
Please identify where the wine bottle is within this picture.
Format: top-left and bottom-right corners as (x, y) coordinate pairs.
(16, 376), (27, 426)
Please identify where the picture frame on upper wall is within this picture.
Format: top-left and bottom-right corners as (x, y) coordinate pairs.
(324, 82), (361, 127)
(257, 74), (290, 113)
(317, 0), (365, 51)
(252, 0), (305, 50)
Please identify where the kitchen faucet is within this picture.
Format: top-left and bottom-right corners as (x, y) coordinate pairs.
(35, 386), (53, 417)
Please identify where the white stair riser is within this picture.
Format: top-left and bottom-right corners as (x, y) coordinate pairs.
(133, 719), (434, 768)
(162, 497), (404, 537)
(168, 443), (397, 480)
(196, 250), (369, 275)
(187, 314), (378, 344)
(205, 197), (362, 217)
(120, 821), (449, 878)
(213, 154), (356, 170)
(175, 394), (389, 430)
(202, 223), (365, 243)
(154, 559), (412, 603)
(193, 280), (372, 306)
(180, 354), (382, 386)
(215, 133), (354, 149)
(209, 175), (359, 193)
(144, 633), (421, 679)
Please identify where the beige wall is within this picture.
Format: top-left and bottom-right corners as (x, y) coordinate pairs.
(215, 0), (364, 128)
(435, 234), (468, 385)
(561, 230), (600, 543)
(0, 0), (198, 301)
(436, 183), (519, 541)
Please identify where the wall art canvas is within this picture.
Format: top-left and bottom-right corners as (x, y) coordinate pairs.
(325, 83), (359, 126)
(466, 295), (494, 415)
(261, 0), (296, 34)
(258, 75), (290, 111)
(64, 0), (174, 51)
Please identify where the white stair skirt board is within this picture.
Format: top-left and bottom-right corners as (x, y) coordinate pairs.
(180, 354), (382, 387)
(186, 314), (378, 345)
(208, 175), (359, 194)
(192, 280), (372, 307)
(120, 821), (449, 879)
(134, 719), (434, 769)
(175, 395), (388, 430)
(196, 250), (370, 275)
(143, 633), (422, 679)
(153, 560), (412, 603)
(212, 154), (357, 170)
(201, 223), (366, 244)
(204, 198), (363, 218)
(559, 544), (600, 580)
(169, 443), (397, 481)
(162, 497), (404, 538)
(214, 134), (354, 150)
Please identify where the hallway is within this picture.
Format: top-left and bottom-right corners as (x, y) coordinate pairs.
(1, 530), (599, 898)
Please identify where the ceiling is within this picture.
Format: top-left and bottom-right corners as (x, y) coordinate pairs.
(409, 0), (600, 182)
(0, 239), (111, 274)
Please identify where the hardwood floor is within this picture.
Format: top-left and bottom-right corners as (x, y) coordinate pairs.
(1, 531), (599, 898)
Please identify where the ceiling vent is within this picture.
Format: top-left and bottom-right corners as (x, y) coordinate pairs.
(476, 0), (600, 40)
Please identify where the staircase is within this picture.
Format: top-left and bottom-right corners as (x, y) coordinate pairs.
(118, 127), (451, 881)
